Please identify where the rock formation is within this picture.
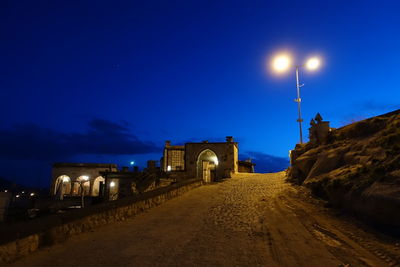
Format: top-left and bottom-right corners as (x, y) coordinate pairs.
(288, 109), (400, 231)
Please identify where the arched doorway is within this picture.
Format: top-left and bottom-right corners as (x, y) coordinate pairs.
(92, 176), (105, 196)
(197, 149), (218, 182)
(54, 175), (71, 197)
(72, 176), (91, 196)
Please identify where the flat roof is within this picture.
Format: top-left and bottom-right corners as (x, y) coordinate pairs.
(53, 163), (118, 168)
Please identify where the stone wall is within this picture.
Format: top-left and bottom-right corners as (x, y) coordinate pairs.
(0, 179), (202, 263)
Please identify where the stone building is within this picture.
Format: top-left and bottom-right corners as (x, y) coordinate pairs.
(309, 113), (331, 144)
(51, 163), (118, 199)
(50, 136), (252, 199)
(238, 159), (256, 173)
(161, 136), (239, 182)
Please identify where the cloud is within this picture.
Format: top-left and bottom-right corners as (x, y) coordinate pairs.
(337, 101), (400, 127)
(240, 151), (289, 173)
(361, 101), (400, 112)
(0, 119), (159, 161)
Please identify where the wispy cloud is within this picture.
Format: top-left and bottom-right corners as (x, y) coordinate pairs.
(0, 119), (160, 161)
(361, 101), (400, 112)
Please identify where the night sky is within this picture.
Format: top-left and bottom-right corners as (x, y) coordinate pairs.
(1, 0), (400, 188)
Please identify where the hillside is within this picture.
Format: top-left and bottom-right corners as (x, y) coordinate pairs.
(287, 109), (400, 230)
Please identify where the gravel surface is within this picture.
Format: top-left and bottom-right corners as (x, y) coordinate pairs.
(9, 172), (400, 267)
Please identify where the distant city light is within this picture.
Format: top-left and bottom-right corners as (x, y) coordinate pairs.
(30, 192), (35, 197)
(110, 181), (116, 187)
(4, 190), (7, 193)
(272, 54), (292, 72)
(21, 191), (25, 194)
(306, 57), (321, 70)
(167, 165), (172, 171)
(130, 161), (135, 165)
(16, 194), (20, 198)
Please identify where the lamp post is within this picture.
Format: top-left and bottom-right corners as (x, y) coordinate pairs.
(295, 65), (304, 144)
(272, 54), (320, 144)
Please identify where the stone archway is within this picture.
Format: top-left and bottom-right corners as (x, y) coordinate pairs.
(92, 176), (105, 196)
(72, 176), (91, 196)
(54, 175), (72, 197)
(196, 149), (218, 182)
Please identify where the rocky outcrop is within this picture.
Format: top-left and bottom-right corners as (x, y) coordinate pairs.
(287, 109), (400, 231)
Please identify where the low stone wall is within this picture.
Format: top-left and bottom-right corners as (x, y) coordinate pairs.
(0, 179), (202, 263)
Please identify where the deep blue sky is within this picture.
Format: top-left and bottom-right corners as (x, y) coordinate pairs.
(1, 0), (399, 187)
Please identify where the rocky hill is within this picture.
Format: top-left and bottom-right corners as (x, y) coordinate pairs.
(287, 109), (400, 231)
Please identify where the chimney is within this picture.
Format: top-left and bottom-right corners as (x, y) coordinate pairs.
(226, 136), (233, 143)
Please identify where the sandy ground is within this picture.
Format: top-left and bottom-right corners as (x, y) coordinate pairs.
(9, 172), (400, 267)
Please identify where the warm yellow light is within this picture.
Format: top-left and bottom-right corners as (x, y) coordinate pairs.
(272, 54), (291, 72)
(211, 156), (219, 166)
(306, 57), (320, 70)
(81, 175), (89, 181)
(110, 181), (116, 187)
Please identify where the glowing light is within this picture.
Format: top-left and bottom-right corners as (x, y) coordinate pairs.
(16, 195), (20, 198)
(130, 161), (135, 165)
(81, 175), (89, 181)
(62, 176), (70, 182)
(272, 54), (291, 72)
(21, 191), (25, 194)
(4, 190), (8, 193)
(211, 156), (219, 166)
(306, 57), (320, 70)
(167, 165), (172, 171)
(110, 181), (116, 187)
(30, 193), (35, 197)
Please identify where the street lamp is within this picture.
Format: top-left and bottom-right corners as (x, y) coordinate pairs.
(272, 54), (321, 144)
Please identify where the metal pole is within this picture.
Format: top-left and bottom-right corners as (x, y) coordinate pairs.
(295, 66), (303, 144)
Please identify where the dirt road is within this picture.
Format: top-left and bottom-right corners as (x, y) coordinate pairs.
(9, 173), (400, 266)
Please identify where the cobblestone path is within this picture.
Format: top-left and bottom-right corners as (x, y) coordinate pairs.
(9, 173), (400, 267)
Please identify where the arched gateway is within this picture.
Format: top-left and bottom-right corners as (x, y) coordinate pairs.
(161, 137), (239, 180)
(196, 149), (218, 182)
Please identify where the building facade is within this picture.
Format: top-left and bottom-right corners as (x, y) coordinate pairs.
(161, 136), (239, 181)
(51, 163), (118, 199)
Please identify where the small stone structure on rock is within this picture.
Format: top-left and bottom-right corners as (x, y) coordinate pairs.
(309, 113), (331, 144)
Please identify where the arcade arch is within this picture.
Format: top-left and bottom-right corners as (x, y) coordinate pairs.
(92, 176), (105, 196)
(54, 175), (71, 196)
(72, 175), (91, 196)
